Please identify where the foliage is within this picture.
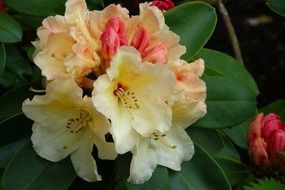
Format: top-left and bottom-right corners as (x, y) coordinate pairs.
(0, 0), (284, 189)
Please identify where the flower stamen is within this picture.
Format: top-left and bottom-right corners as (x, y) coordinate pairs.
(66, 110), (91, 133)
(151, 132), (176, 149)
(114, 83), (140, 109)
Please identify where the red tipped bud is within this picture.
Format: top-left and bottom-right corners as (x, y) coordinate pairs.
(150, 0), (175, 11)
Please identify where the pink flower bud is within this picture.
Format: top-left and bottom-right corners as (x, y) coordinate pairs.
(100, 17), (127, 60)
(0, 0), (5, 11)
(100, 27), (121, 59)
(105, 16), (126, 35)
(150, 0), (175, 11)
(248, 137), (269, 166)
(142, 43), (168, 64)
(131, 27), (151, 53)
(269, 129), (285, 157)
(248, 113), (264, 142)
(248, 112), (285, 170)
(261, 113), (282, 140)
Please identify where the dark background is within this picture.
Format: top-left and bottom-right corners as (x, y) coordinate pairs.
(205, 0), (285, 107)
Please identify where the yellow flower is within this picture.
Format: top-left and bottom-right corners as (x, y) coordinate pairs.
(92, 46), (176, 154)
(22, 78), (117, 182)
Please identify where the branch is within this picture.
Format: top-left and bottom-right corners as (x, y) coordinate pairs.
(217, 0), (244, 65)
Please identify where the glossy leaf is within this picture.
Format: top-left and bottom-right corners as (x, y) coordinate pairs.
(0, 138), (29, 168)
(169, 144), (231, 190)
(259, 99), (285, 120)
(0, 43), (6, 75)
(194, 48), (259, 96)
(0, 114), (32, 146)
(266, 0), (285, 16)
(194, 76), (257, 128)
(165, 2), (217, 60)
(3, 0), (66, 16)
(0, 44), (33, 88)
(215, 138), (250, 186)
(0, 83), (34, 123)
(0, 13), (22, 43)
(187, 127), (224, 155)
(115, 154), (171, 190)
(222, 113), (256, 149)
(1, 142), (76, 190)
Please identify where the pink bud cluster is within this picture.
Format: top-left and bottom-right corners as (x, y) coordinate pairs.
(150, 0), (174, 11)
(0, 0), (5, 11)
(248, 113), (285, 170)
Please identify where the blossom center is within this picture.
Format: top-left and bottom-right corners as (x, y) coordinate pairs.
(65, 110), (91, 133)
(113, 83), (140, 109)
(151, 132), (176, 149)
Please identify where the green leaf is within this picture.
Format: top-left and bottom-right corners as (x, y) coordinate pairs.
(115, 154), (171, 190)
(0, 43), (6, 75)
(215, 138), (250, 186)
(187, 127), (224, 155)
(259, 99), (285, 120)
(0, 44), (33, 88)
(3, 0), (66, 16)
(222, 113), (256, 149)
(194, 48), (259, 96)
(0, 13), (22, 43)
(165, 2), (217, 60)
(0, 83), (34, 123)
(16, 14), (44, 30)
(244, 178), (285, 190)
(0, 114), (32, 146)
(266, 0), (285, 16)
(0, 138), (29, 168)
(169, 144), (231, 190)
(1, 142), (76, 190)
(194, 76), (256, 128)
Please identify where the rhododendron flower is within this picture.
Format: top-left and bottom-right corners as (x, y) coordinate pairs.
(128, 126), (194, 184)
(171, 59), (207, 128)
(248, 113), (285, 170)
(150, 0), (175, 11)
(92, 46), (175, 154)
(22, 78), (117, 182)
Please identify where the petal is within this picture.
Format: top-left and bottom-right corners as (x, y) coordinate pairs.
(128, 138), (158, 184)
(31, 122), (79, 162)
(65, 0), (88, 23)
(151, 126), (194, 170)
(71, 127), (101, 182)
(138, 3), (167, 33)
(172, 92), (207, 129)
(92, 75), (139, 154)
(34, 50), (67, 80)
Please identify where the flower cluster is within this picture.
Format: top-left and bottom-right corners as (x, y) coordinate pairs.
(22, 0), (207, 184)
(248, 113), (285, 171)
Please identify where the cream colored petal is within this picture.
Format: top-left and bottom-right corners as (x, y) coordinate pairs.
(31, 122), (79, 162)
(34, 51), (67, 80)
(22, 79), (84, 130)
(128, 138), (158, 184)
(138, 3), (167, 33)
(36, 15), (70, 50)
(64, 43), (100, 83)
(34, 32), (75, 80)
(153, 31), (186, 65)
(70, 127), (101, 182)
(65, 0), (88, 23)
(151, 126), (194, 170)
(92, 75), (139, 154)
(172, 97), (207, 129)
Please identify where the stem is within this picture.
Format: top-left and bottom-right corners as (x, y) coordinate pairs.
(217, 0), (244, 65)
